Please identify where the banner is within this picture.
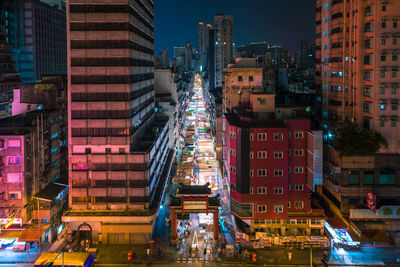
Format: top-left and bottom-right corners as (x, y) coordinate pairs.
(366, 190), (376, 212)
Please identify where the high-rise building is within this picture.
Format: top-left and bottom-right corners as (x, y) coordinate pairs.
(173, 46), (185, 68)
(160, 47), (169, 69)
(237, 42), (269, 58)
(184, 41), (193, 70)
(214, 14), (233, 88)
(0, 0), (67, 84)
(208, 26), (215, 89)
(315, 0), (400, 243)
(198, 22), (210, 72)
(65, 0), (172, 244)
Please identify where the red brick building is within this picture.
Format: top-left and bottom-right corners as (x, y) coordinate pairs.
(223, 108), (324, 238)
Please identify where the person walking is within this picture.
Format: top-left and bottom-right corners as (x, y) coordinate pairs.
(288, 251), (293, 262)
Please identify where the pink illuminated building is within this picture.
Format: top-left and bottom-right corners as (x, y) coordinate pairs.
(64, 0), (172, 244)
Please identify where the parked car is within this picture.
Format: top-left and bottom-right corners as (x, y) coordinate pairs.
(12, 241), (28, 251)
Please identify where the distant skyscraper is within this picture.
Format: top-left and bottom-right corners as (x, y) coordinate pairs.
(198, 22), (209, 72)
(160, 47), (169, 68)
(65, 0), (171, 244)
(207, 26), (215, 89)
(214, 14), (233, 88)
(0, 0), (67, 83)
(184, 41), (193, 70)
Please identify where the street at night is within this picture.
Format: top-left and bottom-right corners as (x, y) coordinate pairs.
(0, 0), (399, 266)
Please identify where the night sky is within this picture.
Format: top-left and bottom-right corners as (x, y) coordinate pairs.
(154, 0), (315, 56)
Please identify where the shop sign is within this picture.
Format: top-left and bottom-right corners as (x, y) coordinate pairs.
(366, 190), (376, 212)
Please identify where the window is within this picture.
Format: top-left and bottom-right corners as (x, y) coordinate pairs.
(393, 55), (398, 61)
(274, 151), (283, 159)
(394, 39), (398, 45)
(294, 131), (304, 138)
(294, 166), (304, 173)
(392, 71), (397, 78)
(258, 205), (266, 213)
(382, 22), (386, 28)
(294, 149), (304, 156)
(347, 172), (359, 185)
(238, 76), (243, 82)
(274, 133), (283, 141)
(250, 151), (254, 159)
(274, 169), (283, 176)
(274, 187), (283, 195)
(257, 133), (267, 140)
(382, 38), (386, 45)
(230, 166), (236, 173)
(297, 219), (307, 224)
(294, 184), (304, 191)
(274, 205), (283, 213)
(249, 76), (254, 81)
(394, 21), (398, 28)
(379, 173), (395, 185)
(311, 219), (320, 225)
(50, 160), (59, 168)
(230, 131), (236, 138)
(50, 146), (59, 154)
(288, 201), (291, 208)
(392, 88), (397, 94)
(380, 121), (385, 127)
(324, 3), (328, 9)
(382, 5), (386, 12)
(391, 121), (396, 127)
(257, 151), (267, 159)
(250, 169), (254, 176)
(380, 88), (385, 94)
(381, 55), (386, 62)
(50, 132), (58, 139)
(257, 187), (267, 194)
(295, 201), (304, 209)
(7, 156), (21, 166)
(230, 149), (236, 155)
(250, 133), (253, 141)
(258, 169), (267, 177)
(364, 172), (374, 185)
(119, 148), (125, 154)
(249, 187), (253, 194)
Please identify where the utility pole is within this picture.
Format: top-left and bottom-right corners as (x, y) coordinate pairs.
(310, 246), (312, 267)
(37, 197), (40, 256)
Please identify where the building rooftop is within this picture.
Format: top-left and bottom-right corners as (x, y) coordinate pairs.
(224, 111), (285, 128)
(35, 182), (67, 201)
(176, 183), (212, 195)
(229, 58), (263, 69)
(0, 110), (45, 135)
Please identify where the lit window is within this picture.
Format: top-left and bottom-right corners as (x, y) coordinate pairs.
(324, 17), (328, 22)
(324, 31), (328, 36)
(274, 205), (283, 213)
(324, 3), (328, 9)
(51, 146), (59, 154)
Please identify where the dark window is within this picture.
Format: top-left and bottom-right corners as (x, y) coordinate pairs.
(85, 148), (91, 154)
(105, 148), (112, 154)
(238, 76), (243, 82)
(249, 76), (253, 81)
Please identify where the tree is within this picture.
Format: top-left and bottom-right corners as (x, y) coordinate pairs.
(332, 124), (388, 156)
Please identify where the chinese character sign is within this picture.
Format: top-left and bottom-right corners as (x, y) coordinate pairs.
(366, 190), (376, 212)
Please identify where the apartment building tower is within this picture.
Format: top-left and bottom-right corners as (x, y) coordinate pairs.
(316, 0), (400, 243)
(215, 14), (233, 88)
(65, 0), (171, 244)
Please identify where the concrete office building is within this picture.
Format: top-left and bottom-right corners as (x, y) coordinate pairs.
(0, 0), (67, 84)
(64, 0), (172, 244)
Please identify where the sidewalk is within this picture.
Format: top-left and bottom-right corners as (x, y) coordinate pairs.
(95, 244), (175, 265)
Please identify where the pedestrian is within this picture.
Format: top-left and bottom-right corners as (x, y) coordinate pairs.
(288, 251), (293, 262)
(157, 247), (162, 258)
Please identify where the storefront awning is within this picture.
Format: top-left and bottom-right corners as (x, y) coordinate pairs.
(18, 225), (50, 242)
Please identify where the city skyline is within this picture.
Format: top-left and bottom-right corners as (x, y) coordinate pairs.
(154, 0), (315, 54)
